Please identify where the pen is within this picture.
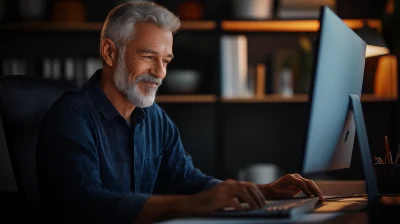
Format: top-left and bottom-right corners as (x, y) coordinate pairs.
(384, 136), (393, 164)
(396, 144), (400, 164)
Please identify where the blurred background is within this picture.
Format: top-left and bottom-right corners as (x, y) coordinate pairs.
(1, 0), (400, 210)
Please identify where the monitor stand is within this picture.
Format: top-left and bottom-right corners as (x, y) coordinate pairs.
(349, 94), (379, 204)
(350, 94), (400, 207)
(350, 93), (400, 222)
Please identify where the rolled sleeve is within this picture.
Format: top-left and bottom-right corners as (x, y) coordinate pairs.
(203, 179), (223, 191)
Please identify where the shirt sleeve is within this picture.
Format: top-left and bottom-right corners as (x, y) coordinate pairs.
(35, 98), (150, 224)
(152, 105), (222, 195)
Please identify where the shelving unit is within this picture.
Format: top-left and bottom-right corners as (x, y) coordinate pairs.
(220, 94), (397, 103)
(1, 18), (391, 103)
(0, 19), (380, 32)
(0, 20), (217, 31)
(0, 0), (397, 184)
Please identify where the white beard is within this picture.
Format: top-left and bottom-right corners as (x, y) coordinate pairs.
(113, 49), (162, 108)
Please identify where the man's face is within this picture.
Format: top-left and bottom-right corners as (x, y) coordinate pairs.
(113, 22), (173, 108)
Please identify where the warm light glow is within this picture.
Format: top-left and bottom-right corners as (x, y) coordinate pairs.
(365, 45), (390, 57)
(221, 19), (381, 32)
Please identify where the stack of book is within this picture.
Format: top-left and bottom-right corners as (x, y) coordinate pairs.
(220, 35), (253, 98)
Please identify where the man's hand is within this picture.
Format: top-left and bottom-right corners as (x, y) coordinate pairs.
(135, 175), (324, 223)
(258, 173), (325, 201)
(193, 179), (267, 212)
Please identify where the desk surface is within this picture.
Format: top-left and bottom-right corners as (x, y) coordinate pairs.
(161, 209), (397, 224)
(161, 213), (343, 224)
(161, 196), (400, 224)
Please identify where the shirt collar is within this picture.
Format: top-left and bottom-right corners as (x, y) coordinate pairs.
(85, 69), (147, 123)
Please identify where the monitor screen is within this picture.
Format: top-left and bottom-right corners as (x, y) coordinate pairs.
(301, 6), (367, 175)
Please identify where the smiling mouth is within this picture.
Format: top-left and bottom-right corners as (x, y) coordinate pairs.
(141, 81), (158, 88)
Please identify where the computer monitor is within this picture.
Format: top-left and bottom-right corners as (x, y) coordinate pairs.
(300, 6), (380, 202)
(300, 6), (366, 174)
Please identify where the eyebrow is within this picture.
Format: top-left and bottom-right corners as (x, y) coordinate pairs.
(137, 48), (174, 59)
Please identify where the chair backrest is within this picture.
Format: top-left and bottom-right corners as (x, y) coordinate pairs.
(0, 75), (76, 221)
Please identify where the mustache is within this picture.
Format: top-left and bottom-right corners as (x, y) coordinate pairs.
(135, 74), (162, 86)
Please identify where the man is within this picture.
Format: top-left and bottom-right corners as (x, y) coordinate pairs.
(35, 2), (324, 224)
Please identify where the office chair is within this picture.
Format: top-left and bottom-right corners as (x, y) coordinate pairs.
(0, 75), (76, 222)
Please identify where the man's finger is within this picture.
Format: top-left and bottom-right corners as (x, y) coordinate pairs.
(247, 183), (265, 207)
(223, 197), (245, 211)
(308, 180), (325, 200)
(285, 174), (313, 196)
(236, 187), (260, 209)
(293, 174), (324, 200)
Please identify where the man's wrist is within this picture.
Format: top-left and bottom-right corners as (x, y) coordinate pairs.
(257, 183), (271, 197)
(176, 193), (211, 216)
(134, 195), (192, 223)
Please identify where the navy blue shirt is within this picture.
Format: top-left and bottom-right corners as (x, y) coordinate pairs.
(35, 70), (221, 223)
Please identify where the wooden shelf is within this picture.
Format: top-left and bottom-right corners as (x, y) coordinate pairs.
(156, 94), (217, 103)
(221, 94), (397, 103)
(221, 19), (381, 32)
(1, 19), (380, 32)
(221, 94), (309, 103)
(0, 20), (217, 31)
(0, 22), (103, 31)
(361, 94), (397, 102)
(180, 21), (217, 30)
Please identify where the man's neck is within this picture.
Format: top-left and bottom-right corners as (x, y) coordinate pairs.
(99, 69), (135, 121)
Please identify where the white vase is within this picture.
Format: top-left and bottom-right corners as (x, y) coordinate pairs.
(232, 0), (274, 20)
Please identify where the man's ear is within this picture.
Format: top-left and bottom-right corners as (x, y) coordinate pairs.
(100, 38), (118, 67)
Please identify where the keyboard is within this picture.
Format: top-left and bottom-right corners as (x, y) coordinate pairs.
(208, 197), (320, 218)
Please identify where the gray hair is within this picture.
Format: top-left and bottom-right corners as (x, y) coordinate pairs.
(100, 1), (181, 57)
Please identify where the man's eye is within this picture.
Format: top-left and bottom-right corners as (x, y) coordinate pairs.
(163, 60), (171, 64)
(144, 56), (154, 60)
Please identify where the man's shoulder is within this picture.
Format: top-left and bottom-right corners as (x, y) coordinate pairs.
(55, 88), (89, 108)
(47, 88), (92, 118)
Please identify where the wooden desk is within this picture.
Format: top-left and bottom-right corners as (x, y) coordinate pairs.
(161, 181), (400, 224)
(160, 213), (343, 223)
(161, 203), (399, 224)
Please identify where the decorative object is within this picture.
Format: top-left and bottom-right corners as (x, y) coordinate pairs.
(294, 35), (313, 93)
(52, 0), (86, 22)
(273, 35), (313, 95)
(176, 0), (204, 20)
(374, 55), (398, 98)
(162, 69), (202, 94)
(231, 0), (274, 20)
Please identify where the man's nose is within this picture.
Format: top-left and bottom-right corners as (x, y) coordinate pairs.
(149, 61), (166, 80)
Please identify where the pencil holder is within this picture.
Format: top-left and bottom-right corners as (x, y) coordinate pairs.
(373, 164), (400, 194)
